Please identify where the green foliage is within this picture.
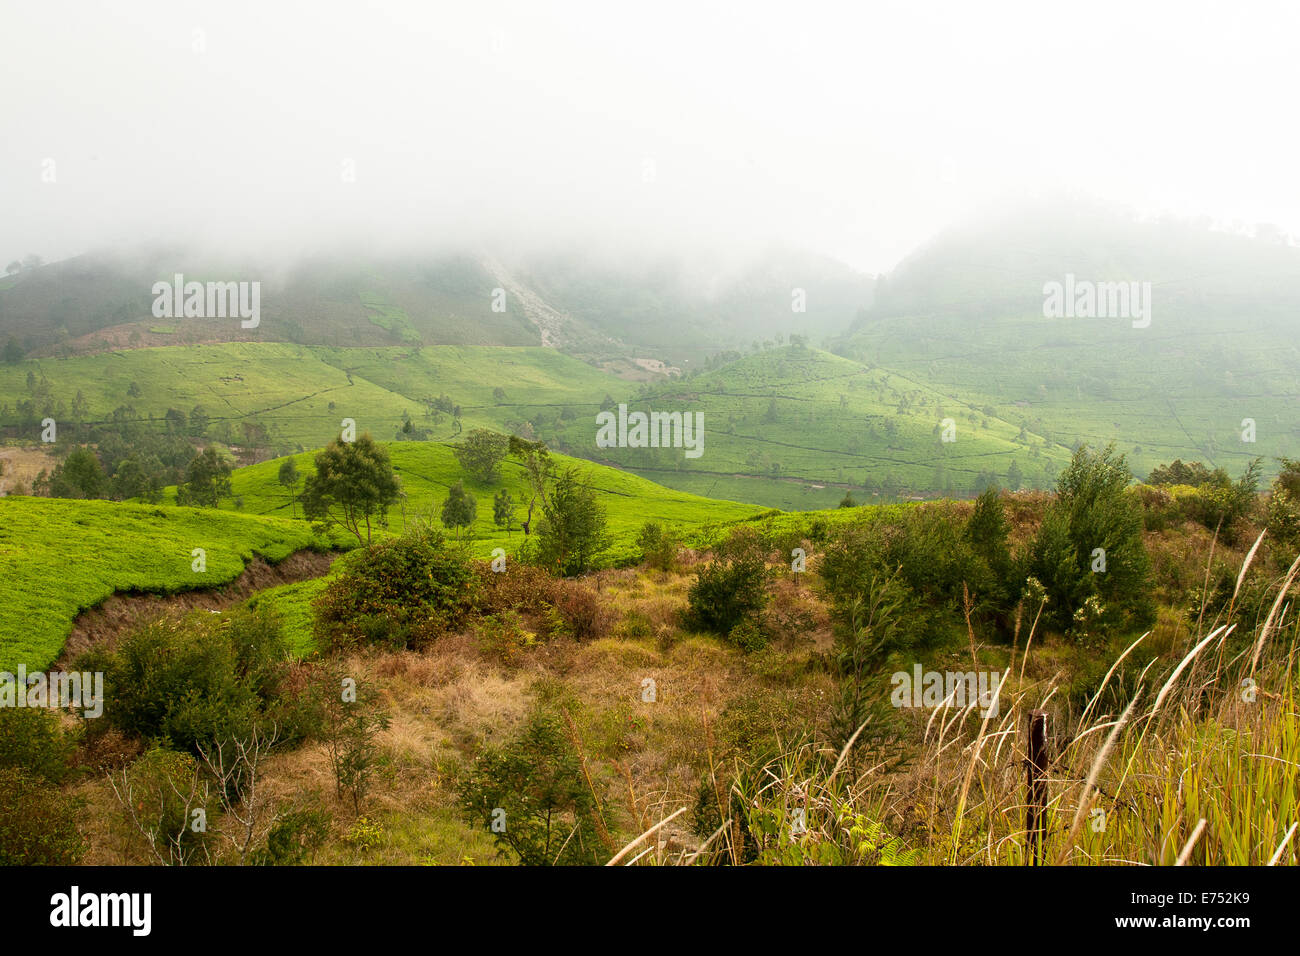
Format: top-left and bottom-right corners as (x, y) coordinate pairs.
(312, 526), (476, 651)
(0, 707), (76, 784)
(820, 504), (985, 647)
(492, 488), (516, 535)
(82, 607), (288, 755)
(458, 705), (608, 865)
(686, 529), (769, 635)
(636, 520), (679, 571)
(176, 445), (233, 508)
(117, 746), (210, 864)
(1148, 459), (1218, 486)
(440, 481), (478, 540)
(454, 428), (511, 483)
(830, 572), (908, 765)
(0, 766), (84, 865)
(250, 808), (331, 866)
(1028, 443), (1153, 633)
(314, 664), (389, 814)
(1186, 459), (1261, 538)
(277, 457), (301, 517)
(36, 447), (106, 499)
(534, 467), (610, 575)
(300, 434), (401, 545)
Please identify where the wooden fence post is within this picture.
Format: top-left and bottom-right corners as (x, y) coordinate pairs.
(1026, 709), (1048, 865)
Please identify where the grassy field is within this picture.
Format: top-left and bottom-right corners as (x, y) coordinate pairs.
(0, 440), (765, 670)
(220, 440), (766, 563)
(0, 342), (625, 452)
(546, 345), (1076, 503)
(0, 497), (345, 672)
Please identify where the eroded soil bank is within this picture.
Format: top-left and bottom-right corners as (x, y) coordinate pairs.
(55, 549), (338, 666)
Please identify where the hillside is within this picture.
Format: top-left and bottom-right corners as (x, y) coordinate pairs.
(0, 245), (874, 365)
(218, 440), (766, 561)
(0, 442), (764, 671)
(835, 204), (1300, 481)
(0, 343), (624, 453)
(545, 345), (1074, 509)
(0, 497), (346, 672)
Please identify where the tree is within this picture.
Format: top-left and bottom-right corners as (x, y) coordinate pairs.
(453, 429), (510, 483)
(1148, 459), (1216, 487)
(3, 262), (19, 276)
(110, 456), (163, 503)
(176, 446), (233, 508)
(440, 481), (478, 540)
(839, 491), (857, 508)
(2, 338), (22, 364)
(509, 436), (554, 535)
(163, 408), (187, 435)
(299, 435), (400, 545)
(278, 457), (301, 518)
(458, 706), (608, 866)
(1028, 443), (1152, 633)
(189, 405), (210, 437)
(1006, 459), (1023, 491)
(43, 448), (106, 499)
(493, 488), (516, 536)
(535, 468), (609, 575)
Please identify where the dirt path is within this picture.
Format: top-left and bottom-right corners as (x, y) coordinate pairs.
(55, 549), (339, 666)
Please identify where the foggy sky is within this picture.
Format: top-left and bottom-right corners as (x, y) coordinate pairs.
(3, 0), (1298, 273)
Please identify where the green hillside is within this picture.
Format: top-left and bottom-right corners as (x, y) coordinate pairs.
(220, 440), (766, 561)
(0, 442), (763, 670)
(0, 342), (624, 452)
(0, 497), (345, 672)
(835, 206), (1300, 482)
(545, 345), (1074, 508)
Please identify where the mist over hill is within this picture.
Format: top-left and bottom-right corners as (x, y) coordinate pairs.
(0, 243), (874, 365)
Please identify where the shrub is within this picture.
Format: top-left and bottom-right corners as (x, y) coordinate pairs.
(0, 707), (76, 784)
(113, 746), (210, 865)
(1266, 487), (1300, 552)
(81, 608), (286, 756)
(550, 580), (614, 642)
(475, 610), (537, 665)
(686, 545), (768, 636)
(534, 468), (611, 575)
(250, 809), (331, 866)
(474, 561), (560, 616)
(820, 504), (984, 647)
(313, 527), (477, 651)
(0, 767), (84, 865)
(727, 617), (768, 653)
(458, 706), (608, 866)
(636, 521), (680, 571)
(1027, 443), (1153, 633)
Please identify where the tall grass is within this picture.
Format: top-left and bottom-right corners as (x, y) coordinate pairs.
(629, 543), (1300, 866)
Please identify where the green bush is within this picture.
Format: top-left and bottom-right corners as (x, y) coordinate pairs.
(636, 521), (680, 571)
(79, 607), (287, 756)
(820, 504), (983, 648)
(313, 526), (477, 651)
(686, 538), (769, 636)
(0, 767), (84, 865)
(1027, 444), (1153, 634)
(0, 707), (76, 784)
(458, 706), (608, 865)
